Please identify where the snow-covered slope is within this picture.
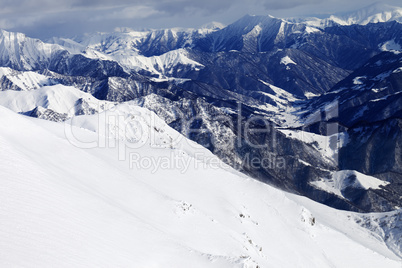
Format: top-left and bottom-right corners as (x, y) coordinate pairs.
(0, 105), (400, 267)
(0, 84), (111, 120)
(311, 170), (391, 198)
(117, 48), (204, 77)
(0, 67), (53, 91)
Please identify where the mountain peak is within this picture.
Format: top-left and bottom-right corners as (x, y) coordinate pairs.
(333, 2), (402, 25)
(285, 3), (402, 28)
(227, 14), (281, 31)
(200, 21), (226, 31)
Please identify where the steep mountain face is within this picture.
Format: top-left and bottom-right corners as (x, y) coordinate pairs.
(0, 30), (62, 71)
(0, 5), (401, 216)
(181, 48), (348, 98)
(297, 50), (402, 212)
(306, 51), (402, 128)
(0, 30), (130, 80)
(338, 118), (402, 212)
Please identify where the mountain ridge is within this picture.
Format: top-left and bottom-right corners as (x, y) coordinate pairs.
(0, 4), (401, 214)
(0, 5), (402, 263)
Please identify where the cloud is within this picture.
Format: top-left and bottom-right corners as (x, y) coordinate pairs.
(0, 0), (233, 16)
(261, 0), (323, 10)
(0, 19), (15, 29)
(156, 0), (234, 14)
(0, 0), (401, 39)
(91, 5), (161, 21)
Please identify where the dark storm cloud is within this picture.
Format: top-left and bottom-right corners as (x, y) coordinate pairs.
(0, 0), (401, 38)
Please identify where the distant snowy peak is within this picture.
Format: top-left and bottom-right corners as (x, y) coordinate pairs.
(200, 21), (226, 31)
(0, 30), (65, 71)
(46, 5), (402, 71)
(204, 4), (402, 39)
(68, 26), (207, 57)
(221, 14), (311, 37)
(333, 3), (402, 25)
(50, 30), (205, 77)
(199, 15), (324, 53)
(293, 3), (402, 28)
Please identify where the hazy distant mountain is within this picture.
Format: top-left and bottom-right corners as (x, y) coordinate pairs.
(289, 3), (402, 27)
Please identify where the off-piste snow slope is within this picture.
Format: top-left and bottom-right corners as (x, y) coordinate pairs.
(0, 104), (400, 267)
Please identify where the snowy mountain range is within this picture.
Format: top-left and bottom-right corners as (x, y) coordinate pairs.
(335, 3), (402, 25)
(289, 3), (402, 27)
(1, 3), (402, 267)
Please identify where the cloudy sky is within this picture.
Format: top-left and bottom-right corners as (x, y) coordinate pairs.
(1, 0), (401, 39)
